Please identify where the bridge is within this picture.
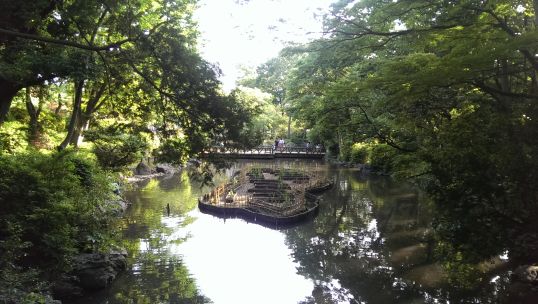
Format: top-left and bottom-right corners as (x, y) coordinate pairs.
(205, 145), (325, 159)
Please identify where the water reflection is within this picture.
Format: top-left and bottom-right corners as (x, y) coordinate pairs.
(73, 171), (212, 304)
(288, 169), (509, 304)
(77, 163), (510, 304)
(175, 211), (313, 304)
(286, 170), (433, 304)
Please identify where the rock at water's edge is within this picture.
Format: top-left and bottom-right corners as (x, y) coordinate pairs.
(52, 250), (127, 300)
(135, 162), (152, 175)
(155, 163), (176, 174)
(52, 274), (83, 300)
(71, 250), (127, 291)
(105, 198), (130, 215)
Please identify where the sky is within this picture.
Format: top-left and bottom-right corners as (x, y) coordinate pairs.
(194, 0), (333, 92)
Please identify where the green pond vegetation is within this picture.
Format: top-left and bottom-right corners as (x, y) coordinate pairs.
(1, 0), (537, 302)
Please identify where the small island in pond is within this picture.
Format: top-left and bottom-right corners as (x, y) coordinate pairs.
(198, 166), (333, 227)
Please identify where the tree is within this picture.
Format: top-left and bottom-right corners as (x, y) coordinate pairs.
(240, 53), (302, 138)
(0, 0), (253, 157)
(229, 86), (287, 147)
(258, 0), (538, 267)
(0, 0), (100, 124)
(24, 86), (45, 145)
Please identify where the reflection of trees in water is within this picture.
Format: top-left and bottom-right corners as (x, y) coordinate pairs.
(285, 169), (505, 303)
(109, 254), (211, 304)
(98, 172), (211, 303)
(120, 174), (195, 242)
(285, 170), (423, 303)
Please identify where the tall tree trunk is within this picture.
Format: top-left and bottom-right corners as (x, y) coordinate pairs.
(287, 116), (291, 139)
(70, 112), (90, 147)
(69, 82), (106, 146)
(337, 128), (343, 159)
(500, 59), (510, 92)
(534, 0), (538, 28)
(0, 80), (22, 126)
(25, 87), (45, 145)
(55, 93), (62, 115)
(58, 80), (84, 150)
(25, 87), (38, 143)
(61, 9), (107, 147)
(70, 117), (84, 147)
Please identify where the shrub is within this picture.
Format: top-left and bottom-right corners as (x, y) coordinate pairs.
(0, 121), (28, 154)
(369, 143), (398, 173)
(153, 137), (190, 165)
(0, 222), (50, 304)
(91, 134), (148, 171)
(0, 150), (116, 298)
(349, 142), (371, 164)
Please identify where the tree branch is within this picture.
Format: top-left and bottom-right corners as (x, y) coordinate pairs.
(471, 7), (538, 71)
(473, 81), (538, 99)
(326, 23), (469, 40)
(0, 19), (167, 52)
(0, 28), (133, 51)
(354, 102), (416, 152)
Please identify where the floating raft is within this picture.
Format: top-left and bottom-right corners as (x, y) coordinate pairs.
(198, 167), (333, 228)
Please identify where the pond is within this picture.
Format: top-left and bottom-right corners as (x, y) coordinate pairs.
(75, 160), (510, 304)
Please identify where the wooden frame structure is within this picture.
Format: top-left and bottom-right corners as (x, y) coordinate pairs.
(198, 165), (333, 228)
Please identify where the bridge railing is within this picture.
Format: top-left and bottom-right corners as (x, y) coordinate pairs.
(207, 145), (324, 155)
(274, 146), (324, 154)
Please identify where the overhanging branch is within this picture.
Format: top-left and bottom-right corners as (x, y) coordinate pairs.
(0, 28), (132, 51)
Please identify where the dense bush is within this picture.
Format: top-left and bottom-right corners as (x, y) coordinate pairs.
(0, 150), (116, 300)
(349, 142), (371, 164)
(369, 144), (398, 174)
(346, 142), (399, 174)
(153, 137), (190, 165)
(0, 121), (28, 154)
(90, 133), (148, 171)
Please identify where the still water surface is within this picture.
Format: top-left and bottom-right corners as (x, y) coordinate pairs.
(78, 161), (507, 303)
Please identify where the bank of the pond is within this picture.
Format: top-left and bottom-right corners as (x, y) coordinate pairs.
(0, 151), (138, 303)
(49, 161), (180, 301)
(125, 161), (182, 183)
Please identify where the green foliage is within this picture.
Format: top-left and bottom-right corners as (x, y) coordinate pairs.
(153, 137), (190, 165)
(88, 132), (149, 171)
(1, 1), (537, 299)
(229, 87), (286, 148)
(242, 0), (538, 272)
(0, 121), (28, 154)
(0, 0), (259, 301)
(435, 241), (484, 289)
(1, 0), (255, 157)
(0, 222), (51, 304)
(238, 52), (306, 140)
(369, 144), (398, 174)
(349, 142), (371, 164)
(239, 54), (301, 106)
(426, 101), (538, 263)
(0, 150), (116, 299)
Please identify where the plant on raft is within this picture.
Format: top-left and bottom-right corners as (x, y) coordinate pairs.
(249, 167), (263, 179)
